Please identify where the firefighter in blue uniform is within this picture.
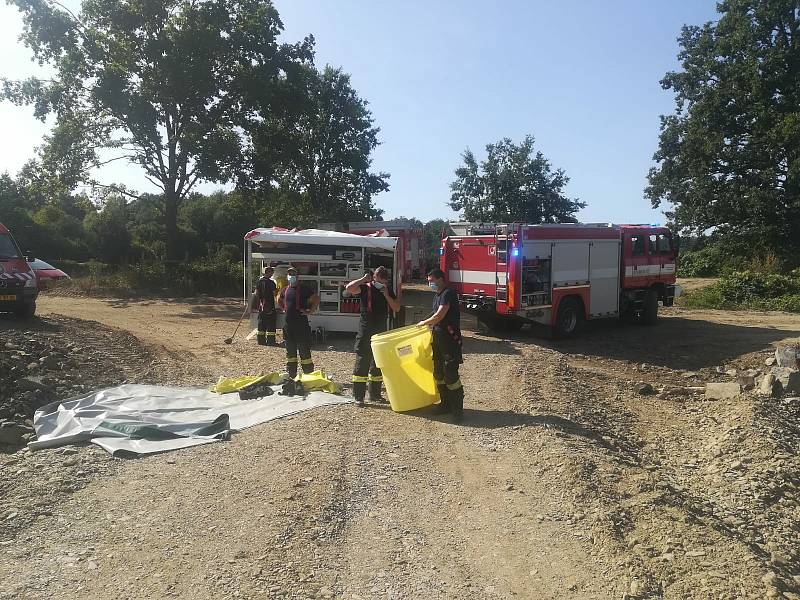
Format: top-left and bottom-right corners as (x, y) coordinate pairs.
(278, 267), (319, 378)
(418, 268), (464, 421)
(345, 266), (401, 407)
(255, 266), (277, 346)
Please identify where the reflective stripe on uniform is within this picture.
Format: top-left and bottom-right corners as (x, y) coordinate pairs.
(435, 379), (446, 385)
(352, 375), (369, 383)
(446, 379), (463, 390)
(368, 375), (383, 382)
(287, 358), (298, 363)
(266, 332), (276, 336)
(301, 358), (313, 365)
(257, 330), (266, 335)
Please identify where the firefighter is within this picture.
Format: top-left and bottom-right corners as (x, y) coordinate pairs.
(255, 266), (277, 346)
(278, 267), (320, 378)
(345, 266), (401, 407)
(418, 268), (464, 421)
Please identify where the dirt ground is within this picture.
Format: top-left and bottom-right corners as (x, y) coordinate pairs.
(1, 286), (799, 599)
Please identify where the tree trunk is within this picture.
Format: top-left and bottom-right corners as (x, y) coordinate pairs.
(165, 189), (179, 262)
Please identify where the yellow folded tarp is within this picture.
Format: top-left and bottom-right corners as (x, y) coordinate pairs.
(211, 373), (281, 394)
(297, 370), (340, 394)
(211, 371), (340, 395)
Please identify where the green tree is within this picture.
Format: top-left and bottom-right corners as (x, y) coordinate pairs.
(423, 218), (449, 270)
(127, 194), (167, 261)
(647, 1), (800, 260)
(180, 190), (259, 256)
(247, 65), (389, 224)
(3, 0), (313, 260)
(0, 173), (36, 246)
(449, 135), (584, 223)
(30, 203), (90, 260)
(83, 196), (133, 263)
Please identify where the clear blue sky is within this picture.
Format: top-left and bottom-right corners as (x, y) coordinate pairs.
(0, 1), (720, 224)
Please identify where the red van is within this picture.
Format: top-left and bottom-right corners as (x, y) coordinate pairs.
(0, 223), (38, 317)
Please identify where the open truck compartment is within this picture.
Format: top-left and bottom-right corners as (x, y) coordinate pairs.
(243, 228), (400, 334)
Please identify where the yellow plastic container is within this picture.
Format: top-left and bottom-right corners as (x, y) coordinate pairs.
(371, 325), (439, 412)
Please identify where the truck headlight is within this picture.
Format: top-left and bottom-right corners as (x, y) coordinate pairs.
(24, 277), (37, 288)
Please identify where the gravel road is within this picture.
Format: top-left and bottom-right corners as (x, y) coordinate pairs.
(1, 291), (799, 599)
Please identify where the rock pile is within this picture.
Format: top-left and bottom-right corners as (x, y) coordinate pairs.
(0, 316), (153, 447)
(704, 346), (800, 400)
(764, 346), (800, 397)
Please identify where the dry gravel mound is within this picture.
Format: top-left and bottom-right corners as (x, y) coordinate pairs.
(0, 315), (156, 447)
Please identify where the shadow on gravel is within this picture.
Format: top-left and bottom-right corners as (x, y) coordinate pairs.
(407, 407), (610, 442)
(463, 337), (520, 356)
(0, 314), (62, 332)
(102, 296), (242, 317)
(557, 318), (799, 370)
(98, 295), (239, 308)
(473, 317), (799, 370)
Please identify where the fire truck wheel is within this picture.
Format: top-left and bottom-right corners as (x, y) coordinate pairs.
(643, 288), (659, 325)
(554, 297), (583, 338)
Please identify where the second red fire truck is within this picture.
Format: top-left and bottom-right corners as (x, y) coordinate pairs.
(440, 222), (678, 337)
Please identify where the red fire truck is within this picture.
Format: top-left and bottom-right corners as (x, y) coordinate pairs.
(440, 222), (678, 337)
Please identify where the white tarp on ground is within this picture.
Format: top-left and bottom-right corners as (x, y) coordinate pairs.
(28, 384), (351, 456)
(244, 227), (397, 251)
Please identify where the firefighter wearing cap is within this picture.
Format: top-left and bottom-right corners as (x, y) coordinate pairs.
(418, 267), (464, 421)
(255, 266), (278, 346)
(345, 266), (401, 407)
(278, 267), (319, 378)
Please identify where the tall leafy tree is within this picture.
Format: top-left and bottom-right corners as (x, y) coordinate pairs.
(647, 1), (800, 257)
(2, 0), (313, 260)
(423, 218), (449, 270)
(247, 65), (389, 224)
(449, 135), (584, 223)
(83, 196), (133, 263)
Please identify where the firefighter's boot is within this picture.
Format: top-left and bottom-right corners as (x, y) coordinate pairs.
(352, 378), (367, 408)
(257, 332), (267, 346)
(368, 380), (383, 403)
(449, 385), (464, 423)
(432, 385), (450, 415)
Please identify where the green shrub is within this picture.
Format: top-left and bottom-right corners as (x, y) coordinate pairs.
(677, 244), (789, 278)
(57, 259), (110, 278)
(681, 270), (800, 313)
(677, 249), (714, 278)
(62, 257), (241, 297)
(677, 245), (744, 277)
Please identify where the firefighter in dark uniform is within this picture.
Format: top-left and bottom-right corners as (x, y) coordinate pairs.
(345, 266), (401, 407)
(255, 266), (277, 346)
(418, 268), (464, 421)
(278, 267), (319, 378)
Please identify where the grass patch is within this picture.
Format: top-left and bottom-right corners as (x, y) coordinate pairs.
(681, 270), (800, 312)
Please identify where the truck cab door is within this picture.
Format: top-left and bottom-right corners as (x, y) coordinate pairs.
(624, 231), (649, 287)
(654, 232), (676, 281)
(647, 233), (661, 282)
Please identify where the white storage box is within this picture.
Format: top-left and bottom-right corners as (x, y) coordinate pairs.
(320, 290), (340, 302)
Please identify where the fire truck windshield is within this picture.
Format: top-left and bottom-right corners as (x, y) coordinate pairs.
(0, 234), (21, 259)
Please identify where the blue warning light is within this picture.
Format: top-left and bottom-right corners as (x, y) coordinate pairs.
(511, 247), (520, 257)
